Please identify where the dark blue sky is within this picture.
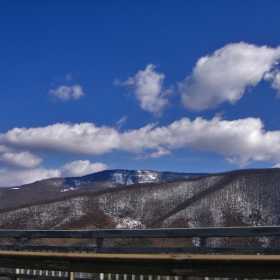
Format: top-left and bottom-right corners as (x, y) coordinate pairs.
(1, 0), (280, 186)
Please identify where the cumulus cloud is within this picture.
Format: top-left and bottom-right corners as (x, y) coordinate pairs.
(2, 118), (280, 167)
(272, 72), (280, 95)
(0, 159), (108, 187)
(60, 160), (107, 177)
(0, 123), (120, 155)
(0, 167), (61, 187)
(179, 42), (280, 111)
(49, 85), (84, 101)
(148, 147), (171, 158)
(265, 70), (280, 96)
(115, 64), (172, 116)
(0, 152), (42, 169)
(0, 145), (11, 153)
(119, 117), (280, 166)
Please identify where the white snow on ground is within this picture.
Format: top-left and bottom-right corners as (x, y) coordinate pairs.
(114, 217), (145, 229)
(61, 187), (77, 192)
(126, 177), (134, 185)
(135, 170), (160, 183)
(112, 173), (125, 184)
(112, 170), (161, 185)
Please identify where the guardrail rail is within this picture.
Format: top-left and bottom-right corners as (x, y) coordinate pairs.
(1, 226), (280, 279)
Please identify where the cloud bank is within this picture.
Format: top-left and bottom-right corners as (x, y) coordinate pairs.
(3, 42), (280, 187)
(179, 42), (280, 111)
(1, 117), (280, 171)
(0, 168), (61, 188)
(0, 160), (108, 187)
(60, 160), (107, 177)
(0, 152), (42, 169)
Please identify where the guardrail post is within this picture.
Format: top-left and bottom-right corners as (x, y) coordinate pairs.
(67, 271), (75, 280)
(199, 237), (206, 253)
(97, 238), (104, 253)
(10, 268), (20, 280)
(11, 238), (21, 280)
(13, 237), (20, 251)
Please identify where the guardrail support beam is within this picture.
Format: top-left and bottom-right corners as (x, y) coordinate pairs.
(96, 238), (104, 253)
(67, 271), (75, 280)
(1, 252), (280, 278)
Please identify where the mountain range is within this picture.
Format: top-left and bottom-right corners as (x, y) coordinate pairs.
(0, 169), (205, 212)
(1, 168), (280, 248)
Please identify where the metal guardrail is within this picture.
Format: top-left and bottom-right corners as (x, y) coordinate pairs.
(1, 251), (280, 279)
(1, 226), (280, 254)
(1, 227), (280, 279)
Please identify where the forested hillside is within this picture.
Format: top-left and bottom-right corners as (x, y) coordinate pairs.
(1, 168), (280, 232)
(0, 169), (204, 212)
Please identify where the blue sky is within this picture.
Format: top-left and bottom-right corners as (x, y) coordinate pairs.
(1, 0), (280, 187)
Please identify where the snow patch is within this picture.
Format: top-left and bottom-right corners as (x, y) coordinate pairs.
(112, 173), (125, 185)
(72, 180), (85, 187)
(114, 217), (145, 229)
(61, 187), (76, 192)
(126, 178), (134, 185)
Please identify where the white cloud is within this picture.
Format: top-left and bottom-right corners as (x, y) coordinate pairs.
(179, 42), (280, 111)
(0, 145), (11, 153)
(116, 64), (172, 116)
(116, 116), (127, 129)
(60, 160), (107, 177)
(265, 70), (280, 96)
(0, 168), (61, 187)
(119, 117), (278, 166)
(149, 147), (171, 158)
(49, 85), (84, 101)
(272, 72), (280, 95)
(0, 123), (120, 155)
(0, 152), (42, 169)
(3, 118), (280, 167)
(0, 159), (108, 187)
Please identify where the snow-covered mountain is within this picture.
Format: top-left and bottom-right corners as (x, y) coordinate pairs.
(63, 169), (206, 188)
(2, 168), (280, 253)
(0, 169), (206, 212)
(2, 168), (280, 235)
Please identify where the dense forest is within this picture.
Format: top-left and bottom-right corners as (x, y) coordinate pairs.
(0, 169), (280, 233)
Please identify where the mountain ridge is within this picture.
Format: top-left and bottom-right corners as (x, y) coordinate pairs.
(1, 168), (279, 227)
(1, 168), (280, 249)
(0, 169), (206, 212)
(62, 169), (207, 188)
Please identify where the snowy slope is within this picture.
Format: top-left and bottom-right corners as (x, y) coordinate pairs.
(62, 169), (206, 188)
